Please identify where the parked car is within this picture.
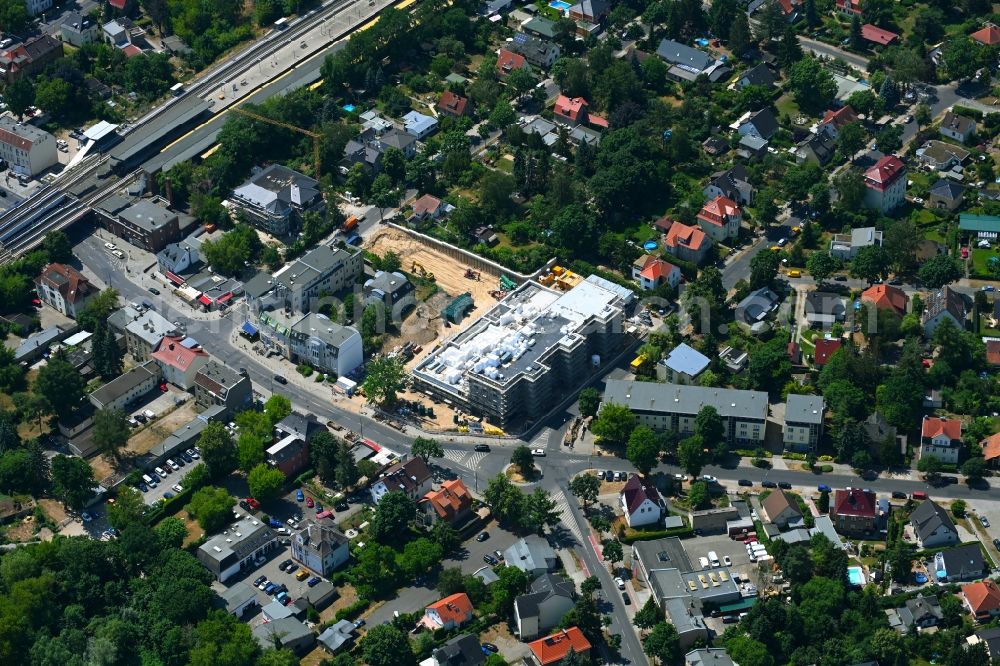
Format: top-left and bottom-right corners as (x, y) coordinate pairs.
(286, 564), (298, 574)
(993, 538), (1000, 552)
(186, 448), (199, 459)
(474, 444), (491, 452)
(615, 577), (626, 590)
(723, 555), (732, 566)
(982, 516), (991, 528)
(296, 569), (309, 581)
(481, 643), (499, 654)
(308, 576), (322, 587)
(296, 489), (304, 502)
(274, 374), (288, 385)
(245, 497), (260, 509)
(81, 511), (93, 522)
(335, 502), (348, 511)
(171, 484), (183, 493)
(179, 451), (193, 463)
(476, 531), (489, 542)
(154, 467), (168, 478)
(166, 459), (180, 471)
(761, 480), (777, 488)
(673, 473), (687, 482)
(279, 559), (293, 571)
(778, 481), (792, 490)
(891, 491), (907, 499)
(268, 519), (282, 528)
(818, 484), (832, 492)
(253, 575), (267, 587)
(701, 475), (718, 484)
(264, 583), (278, 595)
(621, 592), (631, 605)
(257, 578), (270, 590)
(483, 554), (499, 565)
(531, 448), (546, 457)
(306, 497), (314, 508)
(738, 479), (753, 487)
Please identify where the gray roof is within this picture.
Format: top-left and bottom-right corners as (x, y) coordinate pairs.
(503, 536), (557, 573)
(232, 164), (320, 213)
(274, 245), (356, 291)
(603, 379), (768, 421)
(805, 291), (847, 318)
(290, 312), (358, 348)
(735, 287), (780, 323)
(910, 500), (957, 543)
(108, 305), (141, 332)
(898, 594), (942, 628)
(663, 343), (710, 377)
(317, 620), (356, 653)
(365, 270), (414, 300)
(739, 134), (769, 151)
(634, 537), (693, 574)
(923, 286), (966, 325)
(252, 617), (314, 649)
(220, 582), (257, 613)
(664, 596), (706, 636)
(14, 326), (63, 360)
(523, 16), (557, 38)
(125, 309), (177, 346)
(515, 574), (575, 619)
(403, 110), (438, 136)
(743, 108), (779, 139)
(974, 627), (1000, 660)
(941, 111), (976, 135)
(243, 271), (276, 299)
(198, 514), (275, 566)
(939, 543), (986, 579)
(686, 649), (736, 666)
(785, 394), (825, 425)
(90, 361), (158, 407)
(432, 634), (486, 666)
(656, 39), (713, 72)
(739, 64), (776, 88)
(378, 128), (417, 151)
(930, 179), (965, 200)
(119, 199), (176, 232)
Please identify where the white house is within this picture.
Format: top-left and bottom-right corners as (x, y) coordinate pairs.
(910, 500), (959, 549)
(621, 475), (664, 528)
(919, 416), (963, 465)
(631, 255), (681, 291)
(369, 457), (433, 503)
(514, 574), (576, 640)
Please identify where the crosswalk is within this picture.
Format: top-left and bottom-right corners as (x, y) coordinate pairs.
(441, 448), (468, 465)
(550, 489), (584, 544)
(441, 448), (490, 469)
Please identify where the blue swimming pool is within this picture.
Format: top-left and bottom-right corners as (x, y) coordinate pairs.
(643, 240), (658, 251)
(847, 566), (866, 586)
(549, 0), (571, 10)
(343, 104), (356, 112)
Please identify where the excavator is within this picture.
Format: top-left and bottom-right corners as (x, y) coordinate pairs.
(411, 261), (435, 281)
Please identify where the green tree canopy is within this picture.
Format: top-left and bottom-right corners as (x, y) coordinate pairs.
(247, 464), (286, 504)
(591, 402), (636, 447)
(186, 486), (236, 533)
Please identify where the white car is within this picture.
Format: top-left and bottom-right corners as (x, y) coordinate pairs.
(171, 484), (183, 493)
(531, 448), (546, 457)
(777, 238), (788, 246)
(673, 473), (687, 482)
(723, 555), (732, 566)
(104, 242), (117, 251)
(112, 250), (125, 259)
(186, 448), (199, 459)
(166, 459), (180, 471)
(701, 475), (718, 484)
(154, 467), (168, 478)
(615, 577), (626, 590)
(913, 197), (924, 205)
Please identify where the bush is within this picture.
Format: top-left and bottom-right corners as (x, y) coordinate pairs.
(294, 469), (316, 487)
(335, 598), (371, 621)
(782, 452), (807, 461)
(820, 464), (834, 473)
(621, 525), (694, 543)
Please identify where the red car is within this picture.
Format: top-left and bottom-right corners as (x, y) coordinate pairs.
(246, 497), (260, 510)
(305, 497), (314, 508)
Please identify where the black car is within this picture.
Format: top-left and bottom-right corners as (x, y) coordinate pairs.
(892, 491), (907, 499)
(476, 531), (489, 542)
(481, 643), (499, 654)
(335, 502), (348, 511)
(274, 375), (288, 385)
(483, 554), (499, 566)
(148, 287), (160, 295)
(940, 475), (958, 485)
(834, 275), (847, 281)
(179, 451), (193, 463)
(239, 500), (252, 511)
(621, 592), (631, 605)
(761, 480), (777, 488)
(993, 538), (1000, 552)
(738, 479), (753, 487)
(278, 559), (293, 571)
(778, 481), (792, 490)
(474, 444), (491, 452)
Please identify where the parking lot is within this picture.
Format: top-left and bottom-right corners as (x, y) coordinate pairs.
(683, 531), (757, 579)
(136, 448), (200, 505)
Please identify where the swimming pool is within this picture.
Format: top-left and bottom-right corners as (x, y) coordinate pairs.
(342, 104), (356, 112)
(549, 0), (571, 11)
(643, 240), (658, 251)
(847, 566), (866, 586)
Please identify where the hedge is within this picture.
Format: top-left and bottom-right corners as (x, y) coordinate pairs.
(334, 598), (371, 621)
(621, 525), (694, 543)
(146, 485), (195, 525)
(294, 469), (316, 487)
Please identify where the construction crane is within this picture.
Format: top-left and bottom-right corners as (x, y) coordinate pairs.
(230, 106), (322, 179)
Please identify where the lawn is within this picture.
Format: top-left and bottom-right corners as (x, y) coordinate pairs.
(775, 93), (801, 120)
(971, 247), (1000, 279)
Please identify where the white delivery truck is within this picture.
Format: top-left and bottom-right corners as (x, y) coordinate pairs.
(708, 551), (720, 567)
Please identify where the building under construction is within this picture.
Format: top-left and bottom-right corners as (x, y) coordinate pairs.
(412, 279), (632, 427)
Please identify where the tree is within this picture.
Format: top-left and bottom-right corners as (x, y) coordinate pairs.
(851, 245), (891, 283)
(961, 457), (988, 481)
(4, 78), (33, 121)
(361, 624), (415, 666)
(247, 464), (285, 504)
(688, 480), (711, 509)
(511, 445), (535, 475)
(92, 408), (130, 463)
(746, 336), (792, 395)
(643, 622), (682, 665)
(634, 596), (661, 630)
(524, 488), (560, 534)
(106, 486), (147, 530)
(263, 395), (291, 425)
(942, 37), (985, 81)
(917, 454), (943, 479)
(951, 499), (967, 519)
(187, 486), (236, 533)
(591, 402), (636, 447)
(726, 635), (774, 666)
(34, 354), (85, 421)
(411, 437), (443, 463)
(918, 254), (962, 288)
(483, 474), (526, 526)
(749, 249), (781, 289)
(201, 225), (262, 276)
(626, 425), (660, 475)
(91, 321), (123, 380)
(849, 14), (864, 51)
(677, 435), (705, 477)
(50, 455), (94, 511)
(729, 12), (753, 57)
(914, 103), (932, 127)
(789, 57), (836, 114)
(569, 473), (600, 508)
(837, 122), (866, 160)
(578, 387), (601, 417)
(490, 564), (529, 617)
(362, 355), (406, 408)
(197, 422), (237, 478)
(834, 169), (866, 210)
(807, 252), (841, 282)
(370, 174), (401, 222)
(370, 491), (416, 542)
(238, 436), (265, 474)
(778, 24), (803, 70)
(818, 489), (830, 512)
(603, 539), (624, 567)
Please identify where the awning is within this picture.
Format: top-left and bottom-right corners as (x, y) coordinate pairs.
(362, 438), (380, 452)
(241, 321), (258, 335)
(198, 295), (211, 306)
(218, 292), (234, 304)
(165, 271), (185, 285)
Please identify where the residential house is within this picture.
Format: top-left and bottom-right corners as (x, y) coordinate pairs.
(291, 518), (350, 577)
(157, 235), (202, 276)
(0, 34), (63, 83)
(403, 110), (438, 139)
(918, 140), (970, 171)
(983, 432), (1000, 469)
(193, 361), (252, 415)
(664, 221), (711, 265)
(35, 263), (96, 318)
(940, 111), (977, 144)
(922, 286), (966, 337)
(103, 19), (128, 46)
(862, 24), (899, 46)
(657, 343), (710, 385)
(0, 117), (57, 177)
(252, 617), (314, 654)
(910, 500), (959, 549)
(737, 134), (769, 160)
(341, 127), (418, 173)
(696, 195), (742, 241)
(504, 536), (558, 576)
(25, 0), (52, 16)
(686, 649), (737, 666)
(935, 543), (987, 582)
(508, 33), (560, 69)
(702, 136), (729, 156)
(862, 411), (898, 453)
(496, 48), (530, 77)
(971, 24), (1000, 46)
(784, 394), (826, 452)
(887, 594), (943, 633)
(568, 0), (610, 23)
(528, 628), (592, 666)
(735, 287), (781, 326)
(737, 63), (776, 89)
(924, 389), (943, 410)
(228, 164), (324, 236)
(364, 270), (416, 319)
(420, 479), (473, 525)
(928, 179), (966, 211)
(830, 487), (878, 536)
(761, 488), (803, 528)
(438, 90), (469, 118)
(89, 361), (160, 411)
(553, 95), (608, 130)
(732, 108), (780, 140)
(655, 39), (730, 82)
(964, 579), (1000, 621)
(256, 311), (364, 378)
(818, 106), (859, 140)
(631, 255), (681, 291)
(253, 244), (363, 315)
(480, 0), (513, 15)
(124, 309), (177, 360)
(151, 335), (209, 390)
(835, 0), (860, 12)
(829, 226), (883, 259)
(863, 155), (907, 213)
(515, 574), (576, 640)
(920, 416), (963, 465)
(267, 413), (319, 478)
(967, 627), (1000, 660)
(703, 165), (753, 205)
(813, 338), (842, 367)
(370, 457), (433, 503)
(95, 196), (187, 253)
(429, 635), (486, 666)
(787, 341), (802, 365)
(412, 194), (448, 220)
(317, 620), (357, 655)
(197, 515), (280, 582)
(796, 132), (837, 165)
(522, 15), (557, 39)
(59, 12), (99, 47)
(861, 284), (908, 316)
(804, 291), (847, 327)
(422, 593), (474, 631)
(620, 475), (664, 528)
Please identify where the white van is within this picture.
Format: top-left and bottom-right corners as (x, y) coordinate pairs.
(708, 551), (720, 567)
(699, 556), (710, 570)
(142, 474), (156, 486)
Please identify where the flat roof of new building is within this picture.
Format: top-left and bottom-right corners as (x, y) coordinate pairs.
(633, 536), (693, 573)
(785, 394), (825, 424)
(603, 379), (768, 421)
(413, 280), (624, 398)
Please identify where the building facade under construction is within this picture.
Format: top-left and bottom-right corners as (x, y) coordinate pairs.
(412, 280), (632, 427)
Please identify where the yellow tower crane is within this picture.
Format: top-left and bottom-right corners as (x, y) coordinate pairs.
(230, 107), (322, 179)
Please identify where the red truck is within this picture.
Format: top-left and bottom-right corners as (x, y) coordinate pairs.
(341, 216), (359, 233)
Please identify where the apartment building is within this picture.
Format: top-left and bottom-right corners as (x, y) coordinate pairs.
(863, 155), (907, 213)
(829, 226), (883, 260)
(257, 311), (363, 378)
(193, 361), (252, 415)
(696, 196), (741, 242)
(229, 164), (324, 236)
(95, 196), (190, 253)
(0, 35), (63, 83)
(0, 116), (57, 177)
(783, 394), (825, 452)
(247, 244), (363, 315)
(291, 519), (350, 577)
(35, 263), (96, 318)
(919, 416), (963, 465)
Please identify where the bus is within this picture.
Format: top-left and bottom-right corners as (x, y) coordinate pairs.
(169, 82), (185, 97)
(274, 16), (289, 29)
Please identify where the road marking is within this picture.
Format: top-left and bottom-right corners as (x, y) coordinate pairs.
(463, 451), (488, 468)
(550, 489), (583, 544)
(442, 448), (467, 464)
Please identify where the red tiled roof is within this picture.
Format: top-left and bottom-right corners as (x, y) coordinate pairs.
(777, 0), (798, 14)
(121, 44), (143, 58)
(861, 24), (899, 46)
(833, 488), (877, 518)
(529, 628), (592, 666)
(589, 114), (608, 128)
(109, 0), (127, 9)
(971, 25), (1000, 46)
(496, 48), (528, 75)
(787, 341), (801, 363)
(813, 338), (841, 366)
(621, 475), (660, 515)
(438, 90), (468, 116)
(921, 416), (962, 441)
(653, 217), (674, 233)
(152, 335), (208, 371)
(425, 593), (473, 626)
(861, 284), (908, 315)
(697, 196), (741, 227)
(35, 262), (95, 305)
(636, 256), (678, 282)
(665, 221), (708, 250)
(864, 155), (906, 189)
(964, 579), (1000, 615)
(982, 432), (1000, 462)
(412, 194), (442, 217)
(421, 479), (472, 521)
(987, 340), (1000, 367)
(554, 95), (588, 123)
(821, 105), (859, 130)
